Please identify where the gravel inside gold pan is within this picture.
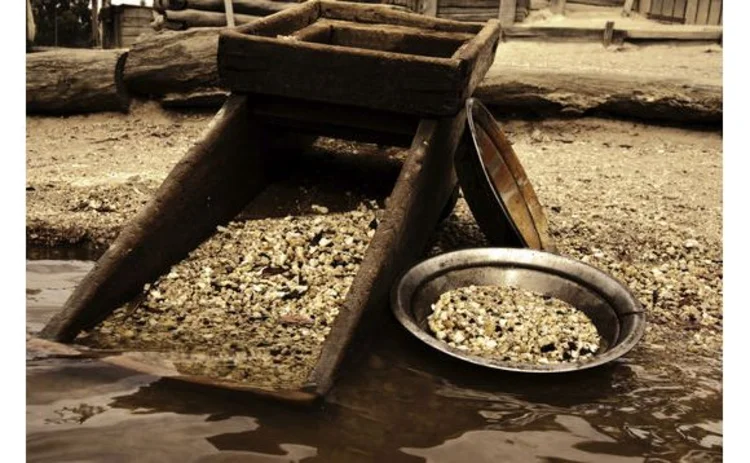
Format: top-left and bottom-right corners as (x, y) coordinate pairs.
(428, 285), (602, 364)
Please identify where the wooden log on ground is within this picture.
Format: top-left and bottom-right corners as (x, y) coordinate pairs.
(162, 0), (295, 16)
(124, 28), (222, 97)
(26, 48), (130, 114)
(475, 68), (722, 125)
(164, 9), (260, 28)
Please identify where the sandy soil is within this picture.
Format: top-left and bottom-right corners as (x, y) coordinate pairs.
(489, 41), (722, 85)
(26, 105), (723, 360)
(26, 101), (211, 246)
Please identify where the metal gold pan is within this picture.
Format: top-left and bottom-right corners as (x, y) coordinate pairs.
(455, 98), (556, 252)
(391, 248), (646, 373)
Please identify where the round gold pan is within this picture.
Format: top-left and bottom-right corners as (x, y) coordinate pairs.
(455, 98), (556, 252)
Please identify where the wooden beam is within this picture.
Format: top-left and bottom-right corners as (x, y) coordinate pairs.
(602, 20), (614, 46)
(423, 0), (438, 16)
(639, 0), (653, 15)
(499, 0), (518, 27)
(684, 0), (698, 24)
(622, 0), (636, 16)
(92, 0), (100, 47)
(550, 0), (566, 15)
(224, 0), (235, 27)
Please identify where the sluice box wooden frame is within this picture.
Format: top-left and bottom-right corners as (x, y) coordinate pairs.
(37, 1), (501, 404)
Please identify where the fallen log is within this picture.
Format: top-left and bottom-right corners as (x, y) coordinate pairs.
(124, 28), (222, 97)
(26, 48), (130, 114)
(163, 9), (260, 28)
(475, 68), (722, 125)
(161, 0), (295, 16)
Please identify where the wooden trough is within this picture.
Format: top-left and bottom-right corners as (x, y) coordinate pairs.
(39, 1), (501, 404)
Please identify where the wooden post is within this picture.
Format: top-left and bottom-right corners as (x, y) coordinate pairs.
(423, 0), (438, 17)
(639, 0), (653, 15)
(550, 0), (565, 15)
(92, 0), (100, 47)
(603, 20), (614, 46)
(499, 0), (518, 28)
(224, 0), (236, 27)
(622, 0), (636, 16)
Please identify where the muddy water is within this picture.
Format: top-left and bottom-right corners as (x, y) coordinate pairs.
(27, 257), (722, 462)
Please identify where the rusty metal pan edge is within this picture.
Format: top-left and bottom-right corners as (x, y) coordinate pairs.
(457, 98), (556, 252)
(391, 248), (646, 373)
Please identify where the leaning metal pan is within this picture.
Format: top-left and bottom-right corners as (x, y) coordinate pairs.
(455, 98), (556, 252)
(391, 248), (646, 373)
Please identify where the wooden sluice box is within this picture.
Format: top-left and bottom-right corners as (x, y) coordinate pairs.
(38, 1), (501, 403)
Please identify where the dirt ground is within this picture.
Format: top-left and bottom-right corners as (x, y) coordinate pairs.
(489, 41), (722, 85)
(26, 100), (723, 360)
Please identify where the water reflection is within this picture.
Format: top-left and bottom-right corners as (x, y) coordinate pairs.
(27, 260), (722, 462)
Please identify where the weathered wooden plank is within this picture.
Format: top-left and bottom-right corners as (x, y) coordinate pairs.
(424, 0), (438, 16)
(454, 19), (501, 100)
(662, 0), (675, 17)
(166, 0), (295, 16)
(684, 0), (699, 24)
(706, 0), (721, 25)
(251, 95), (420, 146)
(309, 110), (465, 397)
(638, 0), (653, 15)
(322, 20), (473, 58)
(694, 0), (710, 24)
(651, 0), (664, 16)
(622, 0), (636, 16)
(40, 95), (278, 342)
(439, 0), (501, 7)
(438, 11), (499, 22)
(164, 9), (259, 28)
(603, 20), (615, 45)
(624, 27), (721, 40)
(504, 25), (608, 40)
(439, 7), (500, 16)
(673, 0), (687, 19)
(499, 0), (518, 27)
(218, 33), (463, 115)
(550, 0), (566, 14)
(233, 0), (319, 36)
(567, 0), (622, 5)
(320, 0), (483, 33)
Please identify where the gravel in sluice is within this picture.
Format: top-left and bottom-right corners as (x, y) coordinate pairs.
(77, 201), (380, 389)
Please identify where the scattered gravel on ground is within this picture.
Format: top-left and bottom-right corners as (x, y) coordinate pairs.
(428, 285), (601, 364)
(428, 118), (722, 354)
(27, 111), (723, 361)
(77, 201), (381, 389)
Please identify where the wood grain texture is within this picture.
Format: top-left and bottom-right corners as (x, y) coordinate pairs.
(684, 0), (698, 24)
(163, 9), (259, 28)
(475, 68), (722, 124)
(124, 28), (222, 97)
(219, 1), (499, 115)
(165, 0), (295, 16)
(219, 33), (463, 115)
(26, 48), (130, 114)
(309, 111), (466, 396)
(320, 0), (483, 33)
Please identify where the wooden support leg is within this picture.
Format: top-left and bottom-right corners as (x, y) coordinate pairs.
(308, 110), (467, 397)
(41, 95), (281, 342)
(550, 0), (566, 15)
